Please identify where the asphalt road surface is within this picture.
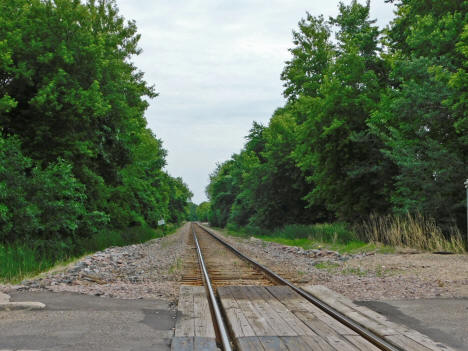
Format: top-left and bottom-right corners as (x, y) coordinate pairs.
(1, 291), (467, 350)
(357, 298), (468, 351)
(0, 291), (176, 351)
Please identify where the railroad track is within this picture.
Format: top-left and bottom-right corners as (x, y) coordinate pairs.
(182, 222), (402, 351)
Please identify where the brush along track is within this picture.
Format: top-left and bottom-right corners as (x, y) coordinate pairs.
(180, 223), (277, 289)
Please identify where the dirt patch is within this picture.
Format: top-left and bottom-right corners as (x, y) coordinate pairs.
(209, 227), (468, 301)
(0, 223), (190, 302)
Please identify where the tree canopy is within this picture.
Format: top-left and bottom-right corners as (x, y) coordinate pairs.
(0, 0), (192, 245)
(206, 0), (467, 235)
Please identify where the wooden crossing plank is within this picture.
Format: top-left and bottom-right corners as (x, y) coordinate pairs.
(172, 286), (217, 351)
(387, 335), (436, 351)
(218, 286), (256, 337)
(303, 285), (397, 336)
(244, 286), (297, 336)
(344, 335), (381, 351)
(193, 286), (216, 338)
(403, 329), (456, 351)
(325, 334), (361, 351)
(303, 285), (456, 351)
(266, 286), (376, 351)
(251, 286), (316, 336)
(175, 285), (195, 337)
(266, 285), (316, 313)
(229, 285), (277, 336)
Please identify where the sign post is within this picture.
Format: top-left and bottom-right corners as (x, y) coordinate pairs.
(158, 219), (165, 236)
(465, 179), (468, 250)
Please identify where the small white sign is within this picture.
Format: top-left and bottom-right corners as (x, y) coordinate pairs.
(158, 219), (165, 226)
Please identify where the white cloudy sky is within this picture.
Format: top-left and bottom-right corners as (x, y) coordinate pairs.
(116, 0), (396, 204)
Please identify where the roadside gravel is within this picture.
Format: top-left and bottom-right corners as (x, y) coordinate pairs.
(0, 223), (190, 302)
(208, 227), (468, 301)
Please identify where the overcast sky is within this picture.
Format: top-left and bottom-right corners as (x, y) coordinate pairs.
(117, 0), (396, 204)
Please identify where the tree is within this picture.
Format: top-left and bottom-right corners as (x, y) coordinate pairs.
(196, 202), (211, 222)
(186, 202), (198, 221)
(0, 136), (107, 243)
(370, 0), (467, 229)
(294, 1), (394, 221)
(0, 0), (156, 218)
(0, 0), (193, 245)
(206, 160), (238, 227)
(281, 13), (333, 103)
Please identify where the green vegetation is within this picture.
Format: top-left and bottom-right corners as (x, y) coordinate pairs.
(359, 213), (465, 253)
(196, 202), (211, 222)
(0, 0), (192, 281)
(205, 0), (467, 252)
(0, 223), (178, 283)
(222, 223), (392, 254)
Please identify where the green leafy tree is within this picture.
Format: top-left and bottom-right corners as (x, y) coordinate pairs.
(0, 0), (193, 247)
(165, 175), (193, 224)
(0, 136), (107, 243)
(281, 13), (333, 103)
(206, 160), (237, 227)
(0, 0), (155, 217)
(196, 202), (211, 222)
(186, 202), (198, 221)
(370, 0), (467, 229)
(294, 1), (394, 221)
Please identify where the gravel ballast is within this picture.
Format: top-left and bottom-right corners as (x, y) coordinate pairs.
(0, 223), (190, 302)
(207, 227), (468, 301)
(1, 222), (467, 303)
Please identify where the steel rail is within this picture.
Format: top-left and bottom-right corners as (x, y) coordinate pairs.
(191, 224), (233, 351)
(195, 222), (402, 351)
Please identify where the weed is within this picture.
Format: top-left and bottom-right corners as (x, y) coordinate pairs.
(169, 258), (182, 274)
(358, 213), (465, 253)
(341, 267), (368, 276)
(314, 262), (340, 271)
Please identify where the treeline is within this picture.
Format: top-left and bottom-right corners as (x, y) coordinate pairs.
(206, 0), (467, 237)
(0, 0), (192, 250)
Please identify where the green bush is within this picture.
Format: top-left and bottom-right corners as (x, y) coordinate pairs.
(0, 136), (108, 244)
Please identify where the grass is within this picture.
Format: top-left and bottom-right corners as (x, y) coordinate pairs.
(168, 257), (182, 274)
(0, 223), (180, 283)
(358, 213), (466, 253)
(223, 223), (394, 255)
(221, 212), (465, 255)
(314, 261), (340, 271)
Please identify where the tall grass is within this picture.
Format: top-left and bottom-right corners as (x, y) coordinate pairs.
(0, 223), (177, 283)
(358, 213), (465, 253)
(228, 222), (358, 244)
(269, 223), (357, 244)
(226, 214), (466, 254)
(225, 222), (370, 254)
(0, 244), (56, 282)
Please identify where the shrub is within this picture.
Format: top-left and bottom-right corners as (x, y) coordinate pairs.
(0, 136), (108, 243)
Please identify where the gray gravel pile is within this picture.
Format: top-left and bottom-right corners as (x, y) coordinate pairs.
(5, 223), (190, 302)
(248, 236), (370, 265)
